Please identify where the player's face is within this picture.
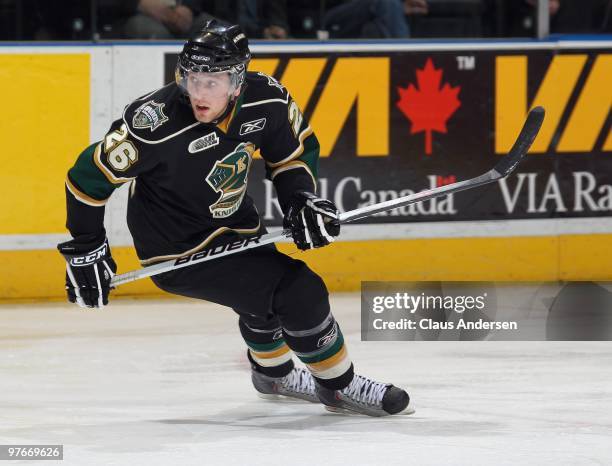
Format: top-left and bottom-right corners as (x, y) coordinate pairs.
(186, 72), (240, 123)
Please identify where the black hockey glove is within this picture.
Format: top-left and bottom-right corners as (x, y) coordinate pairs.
(283, 191), (340, 250)
(57, 234), (117, 308)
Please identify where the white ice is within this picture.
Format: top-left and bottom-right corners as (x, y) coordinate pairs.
(1, 294), (611, 466)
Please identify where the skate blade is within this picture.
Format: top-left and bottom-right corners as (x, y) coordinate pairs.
(257, 393), (319, 404)
(401, 406), (416, 415)
(324, 405), (416, 416)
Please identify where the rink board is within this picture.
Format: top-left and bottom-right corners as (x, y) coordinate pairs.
(0, 40), (610, 300)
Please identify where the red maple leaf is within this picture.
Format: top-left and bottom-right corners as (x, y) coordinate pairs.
(396, 58), (461, 155)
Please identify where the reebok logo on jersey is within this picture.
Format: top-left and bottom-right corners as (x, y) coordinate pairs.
(239, 118), (266, 136)
(188, 132), (220, 153)
(317, 323), (338, 348)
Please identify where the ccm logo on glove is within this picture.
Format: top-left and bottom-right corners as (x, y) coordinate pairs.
(69, 243), (109, 266)
(58, 235), (117, 308)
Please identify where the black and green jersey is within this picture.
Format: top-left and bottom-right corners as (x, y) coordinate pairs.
(66, 72), (319, 264)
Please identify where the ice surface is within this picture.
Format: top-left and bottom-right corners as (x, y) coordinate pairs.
(1, 294), (611, 465)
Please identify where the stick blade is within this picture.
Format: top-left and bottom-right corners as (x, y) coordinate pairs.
(493, 106), (545, 178)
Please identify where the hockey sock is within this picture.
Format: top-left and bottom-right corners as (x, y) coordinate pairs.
(282, 312), (354, 390)
(239, 317), (294, 378)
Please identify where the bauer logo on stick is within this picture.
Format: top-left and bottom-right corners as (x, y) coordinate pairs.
(172, 235), (263, 266)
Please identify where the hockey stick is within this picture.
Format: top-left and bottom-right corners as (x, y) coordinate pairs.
(111, 106), (544, 287)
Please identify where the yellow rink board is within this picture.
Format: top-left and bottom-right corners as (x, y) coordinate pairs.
(0, 54), (90, 235)
(1, 234), (611, 302)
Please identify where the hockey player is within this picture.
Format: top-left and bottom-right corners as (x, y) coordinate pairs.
(58, 19), (412, 417)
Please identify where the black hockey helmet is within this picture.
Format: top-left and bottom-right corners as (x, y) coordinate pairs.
(176, 19), (251, 94)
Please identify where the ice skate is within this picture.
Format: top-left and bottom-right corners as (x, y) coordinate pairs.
(315, 374), (414, 416)
(252, 367), (319, 403)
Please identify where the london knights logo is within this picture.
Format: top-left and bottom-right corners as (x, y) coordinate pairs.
(132, 100), (169, 132)
(205, 142), (255, 218)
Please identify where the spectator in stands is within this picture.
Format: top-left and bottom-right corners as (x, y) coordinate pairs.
(29, 0), (201, 40)
(27, 0), (90, 40)
(191, 0), (289, 39)
(284, 0), (321, 38)
(121, 0), (200, 39)
(323, 0), (428, 39)
(235, 0), (290, 39)
(503, 0), (611, 36)
(404, 0), (429, 15)
(101, 0), (288, 40)
(549, 0), (612, 33)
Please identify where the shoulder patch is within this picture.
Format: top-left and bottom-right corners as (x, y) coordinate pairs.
(241, 71), (289, 106)
(132, 100), (169, 132)
(257, 72), (285, 91)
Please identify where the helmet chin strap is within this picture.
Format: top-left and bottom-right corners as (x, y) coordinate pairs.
(209, 82), (246, 125)
(209, 98), (236, 125)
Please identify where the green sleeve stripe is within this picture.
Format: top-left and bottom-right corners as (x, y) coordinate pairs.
(296, 133), (319, 180)
(264, 132), (319, 186)
(69, 143), (120, 200)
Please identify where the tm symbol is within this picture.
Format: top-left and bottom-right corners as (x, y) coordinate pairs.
(456, 56), (475, 70)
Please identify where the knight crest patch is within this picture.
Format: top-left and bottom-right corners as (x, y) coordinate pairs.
(205, 142), (255, 218)
(132, 100), (169, 132)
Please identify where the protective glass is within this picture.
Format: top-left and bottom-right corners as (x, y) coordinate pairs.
(177, 70), (238, 99)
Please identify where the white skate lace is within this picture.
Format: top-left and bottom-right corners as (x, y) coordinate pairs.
(341, 375), (389, 406)
(281, 368), (315, 395)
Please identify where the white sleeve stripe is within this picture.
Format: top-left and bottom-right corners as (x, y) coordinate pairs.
(94, 265), (103, 308)
(65, 179), (108, 207)
(301, 210), (312, 247)
(269, 162), (316, 190)
(66, 264), (86, 308)
(265, 126), (313, 168)
(102, 260), (115, 278)
(316, 215), (335, 243)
